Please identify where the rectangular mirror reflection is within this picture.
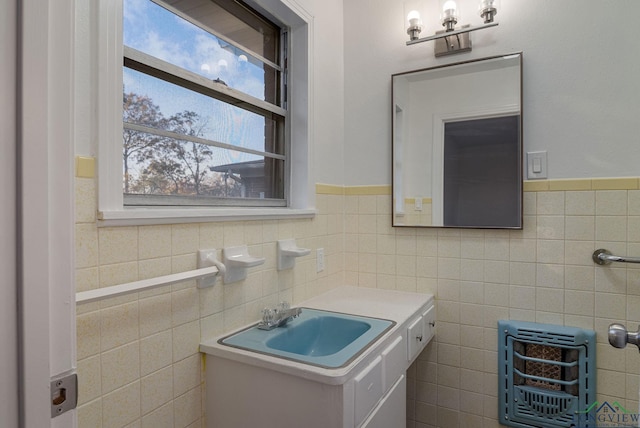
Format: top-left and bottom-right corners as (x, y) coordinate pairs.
(392, 53), (522, 228)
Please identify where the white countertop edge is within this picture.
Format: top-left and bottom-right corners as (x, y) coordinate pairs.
(200, 286), (435, 385)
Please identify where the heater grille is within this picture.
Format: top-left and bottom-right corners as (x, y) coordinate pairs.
(498, 320), (596, 428)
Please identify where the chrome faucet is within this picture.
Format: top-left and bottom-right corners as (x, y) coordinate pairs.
(257, 302), (301, 330)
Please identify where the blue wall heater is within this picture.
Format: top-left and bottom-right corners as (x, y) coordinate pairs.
(498, 320), (596, 428)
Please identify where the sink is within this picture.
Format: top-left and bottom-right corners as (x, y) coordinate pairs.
(219, 308), (395, 368)
(266, 315), (371, 356)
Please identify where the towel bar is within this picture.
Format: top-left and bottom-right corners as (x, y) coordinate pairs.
(592, 248), (640, 265)
(76, 265), (221, 304)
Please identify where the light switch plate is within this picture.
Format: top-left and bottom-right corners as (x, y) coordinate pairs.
(527, 151), (548, 179)
(316, 248), (325, 272)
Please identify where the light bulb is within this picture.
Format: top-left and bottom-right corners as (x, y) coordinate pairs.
(407, 10), (422, 28)
(442, 0), (458, 18)
(441, 0), (458, 31)
(405, 8), (423, 41)
(479, 0), (498, 23)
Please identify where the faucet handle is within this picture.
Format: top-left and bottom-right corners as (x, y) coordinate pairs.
(276, 301), (290, 312)
(262, 308), (275, 325)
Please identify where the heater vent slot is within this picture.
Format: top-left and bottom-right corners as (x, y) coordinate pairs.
(498, 320), (596, 428)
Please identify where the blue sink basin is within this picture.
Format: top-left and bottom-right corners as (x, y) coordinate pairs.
(219, 308), (395, 368)
(266, 315), (371, 356)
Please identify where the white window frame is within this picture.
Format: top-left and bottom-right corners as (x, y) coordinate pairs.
(98, 0), (315, 226)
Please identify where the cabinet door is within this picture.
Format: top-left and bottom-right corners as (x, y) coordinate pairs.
(381, 335), (404, 393)
(359, 375), (406, 428)
(422, 305), (436, 343)
(354, 356), (384, 427)
(407, 315), (424, 362)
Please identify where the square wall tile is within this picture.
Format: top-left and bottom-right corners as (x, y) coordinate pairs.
(459, 303), (484, 326)
(509, 239), (536, 263)
(101, 302), (139, 351)
(138, 226), (172, 260)
(173, 386), (201, 428)
(536, 287), (564, 313)
(99, 261), (138, 289)
(77, 310), (101, 359)
(141, 402), (174, 428)
(566, 191), (595, 215)
(564, 290), (594, 316)
(509, 286), (535, 310)
(173, 354), (201, 397)
(78, 399), (102, 428)
(78, 355), (102, 405)
(629, 190), (640, 215)
(170, 224), (200, 255)
(596, 215), (628, 242)
(171, 287), (200, 327)
(172, 320), (201, 363)
(99, 226), (138, 265)
(595, 292), (626, 319)
(565, 216), (595, 241)
(510, 262), (536, 286)
(101, 342), (140, 394)
(141, 367), (173, 415)
(537, 192), (565, 215)
(537, 240), (565, 264)
(140, 330), (173, 377)
(596, 190), (628, 216)
(484, 261), (509, 285)
(536, 263), (565, 288)
(76, 223), (98, 269)
(537, 216), (565, 240)
(75, 178), (97, 223)
(102, 381), (141, 428)
(459, 282), (484, 304)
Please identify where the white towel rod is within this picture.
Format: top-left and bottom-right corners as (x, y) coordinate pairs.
(76, 266), (220, 304)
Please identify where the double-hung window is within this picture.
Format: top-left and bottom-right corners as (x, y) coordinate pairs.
(98, 0), (311, 223)
(122, 0), (287, 208)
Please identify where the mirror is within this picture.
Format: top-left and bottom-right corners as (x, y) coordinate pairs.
(392, 53), (522, 228)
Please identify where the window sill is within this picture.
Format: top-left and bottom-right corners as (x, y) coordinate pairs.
(97, 207), (316, 227)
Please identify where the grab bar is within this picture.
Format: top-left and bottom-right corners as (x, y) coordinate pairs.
(592, 248), (640, 265)
(76, 265), (221, 304)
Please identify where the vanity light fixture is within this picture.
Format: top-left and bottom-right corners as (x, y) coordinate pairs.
(406, 0), (499, 57)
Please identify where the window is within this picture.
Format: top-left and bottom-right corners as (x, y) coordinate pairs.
(123, 0), (286, 206)
(98, 0), (312, 223)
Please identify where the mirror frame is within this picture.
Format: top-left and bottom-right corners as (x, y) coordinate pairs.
(391, 53), (523, 229)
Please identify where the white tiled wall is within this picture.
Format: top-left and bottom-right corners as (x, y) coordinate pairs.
(75, 178), (345, 427)
(342, 189), (640, 428)
(76, 176), (640, 427)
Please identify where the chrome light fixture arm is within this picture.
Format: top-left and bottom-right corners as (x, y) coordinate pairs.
(406, 21), (498, 46)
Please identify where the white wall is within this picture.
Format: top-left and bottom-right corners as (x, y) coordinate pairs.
(307, 0), (345, 185)
(344, 0), (640, 185)
(0, 1), (18, 426)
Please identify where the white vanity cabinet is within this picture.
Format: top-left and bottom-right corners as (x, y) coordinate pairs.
(201, 287), (435, 428)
